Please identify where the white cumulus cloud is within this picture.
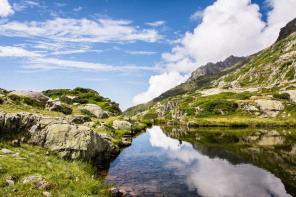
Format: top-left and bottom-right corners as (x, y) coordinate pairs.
(132, 72), (188, 105)
(0, 17), (162, 43)
(0, 0), (14, 17)
(132, 0), (296, 105)
(0, 46), (41, 57)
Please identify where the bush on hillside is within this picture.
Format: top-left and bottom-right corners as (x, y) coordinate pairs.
(273, 93), (290, 100)
(8, 94), (44, 108)
(194, 99), (238, 117)
(142, 112), (158, 120)
(60, 104), (73, 115)
(80, 109), (96, 118)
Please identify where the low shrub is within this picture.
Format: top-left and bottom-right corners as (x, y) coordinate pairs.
(8, 95), (44, 108)
(8, 94), (22, 102)
(80, 109), (96, 118)
(273, 93), (290, 100)
(60, 104), (73, 115)
(0, 97), (3, 104)
(23, 97), (44, 108)
(194, 99), (238, 117)
(200, 85), (214, 91)
(142, 112), (158, 120)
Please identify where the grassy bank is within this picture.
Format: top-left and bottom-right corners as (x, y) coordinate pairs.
(0, 142), (110, 197)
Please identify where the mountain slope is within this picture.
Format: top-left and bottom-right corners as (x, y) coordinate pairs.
(126, 17), (296, 126)
(125, 55), (248, 116)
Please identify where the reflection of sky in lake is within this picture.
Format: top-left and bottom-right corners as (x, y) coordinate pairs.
(105, 126), (291, 197)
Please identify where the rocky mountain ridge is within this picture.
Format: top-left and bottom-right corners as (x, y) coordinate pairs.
(186, 55), (245, 83)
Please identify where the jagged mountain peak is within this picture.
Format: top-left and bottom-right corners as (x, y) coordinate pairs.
(186, 55), (245, 83)
(276, 17), (296, 42)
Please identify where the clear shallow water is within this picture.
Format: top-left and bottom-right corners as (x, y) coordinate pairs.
(105, 126), (292, 197)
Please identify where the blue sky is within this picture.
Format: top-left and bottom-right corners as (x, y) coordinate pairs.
(0, 0), (295, 110)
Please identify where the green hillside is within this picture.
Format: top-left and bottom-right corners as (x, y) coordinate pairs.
(126, 18), (296, 127)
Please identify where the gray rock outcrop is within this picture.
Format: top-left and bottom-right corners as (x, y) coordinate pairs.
(255, 99), (285, 117)
(186, 55), (245, 83)
(45, 100), (63, 112)
(23, 175), (49, 189)
(78, 104), (109, 119)
(9, 90), (49, 104)
(0, 111), (119, 169)
(280, 90), (296, 103)
(276, 17), (296, 42)
(159, 101), (179, 117)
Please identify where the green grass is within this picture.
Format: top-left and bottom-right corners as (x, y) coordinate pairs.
(0, 142), (110, 197)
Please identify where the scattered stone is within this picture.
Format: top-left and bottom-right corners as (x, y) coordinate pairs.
(16, 157), (27, 160)
(11, 139), (21, 147)
(23, 175), (49, 189)
(0, 155), (6, 157)
(110, 188), (128, 197)
(239, 102), (259, 111)
(20, 137), (26, 143)
(1, 149), (14, 154)
(6, 175), (15, 186)
(167, 122), (173, 125)
(12, 153), (20, 157)
(43, 191), (51, 196)
(12, 189), (18, 192)
(29, 153), (36, 156)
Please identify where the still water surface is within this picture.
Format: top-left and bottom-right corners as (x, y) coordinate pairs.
(105, 126), (293, 197)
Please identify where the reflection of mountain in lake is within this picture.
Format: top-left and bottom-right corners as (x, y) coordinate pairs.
(106, 126), (293, 197)
(161, 126), (296, 196)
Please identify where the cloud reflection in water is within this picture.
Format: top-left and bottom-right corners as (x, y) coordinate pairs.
(148, 126), (291, 197)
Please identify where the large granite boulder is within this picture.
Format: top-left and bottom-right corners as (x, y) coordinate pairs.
(78, 104), (109, 119)
(9, 90), (49, 105)
(30, 123), (119, 163)
(255, 99), (285, 117)
(112, 120), (132, 130)
(0, 112), (119, 169)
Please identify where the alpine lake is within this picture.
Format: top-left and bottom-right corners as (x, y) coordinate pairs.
(101, 125), (296, 197)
